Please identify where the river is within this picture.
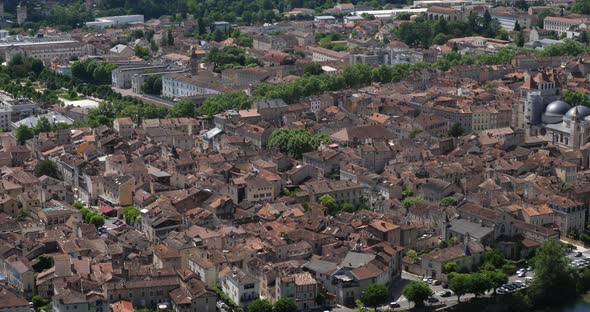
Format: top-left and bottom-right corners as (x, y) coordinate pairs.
(561, 293), (590, 312)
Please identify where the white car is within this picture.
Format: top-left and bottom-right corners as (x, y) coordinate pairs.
(517, 272), (526, 277)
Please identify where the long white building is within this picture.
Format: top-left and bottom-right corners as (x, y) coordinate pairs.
(86, 15), (144, 29)
(161, 73), (225, 99)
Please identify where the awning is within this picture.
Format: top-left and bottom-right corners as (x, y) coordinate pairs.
(99, 205), (115, 214)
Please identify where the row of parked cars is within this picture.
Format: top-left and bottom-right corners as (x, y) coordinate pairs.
(572, 257), (590, 268)
(497, 279), (531, 294)
(422, 277), (442, 286)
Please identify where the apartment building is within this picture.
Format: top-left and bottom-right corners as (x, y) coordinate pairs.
(544, 16), (586, 35)
(275, 272), (318, 311)
(302, 180), (365, 207)
(3, 41), (95, 65)
(220, 267), (260, 309)
(162, 73), (225, 99)
(111, 64), (168, 89)
(309, 46), (348, 63)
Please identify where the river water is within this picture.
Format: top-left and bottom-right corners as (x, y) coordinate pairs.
(561, 293), (590, 312)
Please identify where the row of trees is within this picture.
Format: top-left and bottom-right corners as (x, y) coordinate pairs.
(319, 194), (359, 215)
(248, 297), (298, 312)
(71, 59), (119, 84)
(75, 202), (106, 228)
(268, 128), (331, 159)
(403, 240), (590, 310)
(397, 12), (503, 48)
(207, 46), (262, 72)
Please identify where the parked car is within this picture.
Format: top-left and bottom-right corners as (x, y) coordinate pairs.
(439, 290), (453, 297)
(426, 297), (439, 304)
(389, 302), (400, 308)
(576, 252), (583, 257)
(517, 272), (526, 277)
(431, 279), (441, 286)
(441, 282), (449, 289)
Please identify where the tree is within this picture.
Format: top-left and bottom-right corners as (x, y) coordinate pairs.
(360, 283), (389, 311)
(34, 116), (53, 134)
(440, 197), (457, 207)
(122, 206), (140, 224)
(564, 90), (590, 108)
(32, 295), (50, 309)
(483, 249), (506, 268)
(438, 240), (449, 249)
(448, 123), (465, 137)
(448, 272), (470, 302)
(89, 214), (105, 227)
(171, 99), (196, 117)
(319, 194), (338, 215)
(15, 208), (31, 221)
(402, 197), (423, 209)
(402, 281), (432, 308)
(34, 160), (59, 179)
(514, 20), (521, 31)
(468, 273), (492, 297)
(199, 91), (253, 117)
(573, 0), (590, 14)
(274, 297), (297, 312)
(134, 45), (150, 58)
(72, 201), (85, 210)
(515, 31), (525, 47)
(483, 270), (508, 294)
(141, 75), (162, 95)
(33, 255), (54, 272)
(248, 299), (273, 312)
(528, 239), (579, 307)
(15, 124), (34, 144)
(540, 39), (588, 57)
(443, 262), (458, 274)
(268, 128), (330, 159)
(303, 63), (324, 76)
(167, 29), (174, 46)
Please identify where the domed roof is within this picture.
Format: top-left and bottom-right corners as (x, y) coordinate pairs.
(565, 105), (590, 120)
(544, 100), (570, 116)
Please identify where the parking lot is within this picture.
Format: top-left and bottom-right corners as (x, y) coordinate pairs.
(388, 265), (538, 310)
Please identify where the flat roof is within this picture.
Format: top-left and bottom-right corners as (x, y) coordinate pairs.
(0, 40), (78, 48)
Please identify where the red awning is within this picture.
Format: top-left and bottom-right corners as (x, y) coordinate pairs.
(99, 205), (115, 214)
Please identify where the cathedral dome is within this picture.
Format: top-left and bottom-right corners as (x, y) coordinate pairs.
(565, 105), (590, 120)
(544, 100), (570, 116)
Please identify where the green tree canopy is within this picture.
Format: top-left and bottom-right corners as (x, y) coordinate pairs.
(122, 206), (140, 224)
(198, 91), (252, 117)
(448, 123), (465, 137)
(273, 297), (297, 312)
(34, 116), (53, 134)
(528, 239), (579, 307)
(34, 160), (59, 179)
(171, 99), (196, 117)
(268, 128), (330, 159)
(141, 75), (162, 95)
(440, 197), (457, 207)
(303, 63), (324, 76)
(448, 272), (471, 302)
(564, 90), (590, 108)
(402, 281), (432, 308)
(16, 124), (34, 144)
(32, 255), (54, 273)
(361, 283), (389, 311)
(89, 214), (105, 228)
(248, 299), (273, 312)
